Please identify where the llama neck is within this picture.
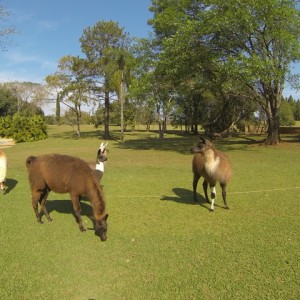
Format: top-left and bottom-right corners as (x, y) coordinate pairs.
(88, 181), (106, 220)
(204, 149), (220, 175)
(96, 162), (104, 173)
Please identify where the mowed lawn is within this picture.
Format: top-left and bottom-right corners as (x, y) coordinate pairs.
(0, 125), (299, 300)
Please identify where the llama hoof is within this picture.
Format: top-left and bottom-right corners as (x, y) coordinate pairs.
(209, 208), (214, 212)
(38, 220), (44, 224)
(80, 227), (86, 232)
(224, 206), (229, 210)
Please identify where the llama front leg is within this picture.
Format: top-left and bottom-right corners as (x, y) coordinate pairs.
(202, 180), (210, 204)
(210, 185), (216, 212)
(193, 174), (200, 202)
(70, 195), (86, 232)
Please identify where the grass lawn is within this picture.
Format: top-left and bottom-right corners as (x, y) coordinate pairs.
(0, 124), (299, 299)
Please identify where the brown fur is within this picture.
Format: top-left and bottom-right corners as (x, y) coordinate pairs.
(26, 154), (108, 241)
(191, 138), (232, 210)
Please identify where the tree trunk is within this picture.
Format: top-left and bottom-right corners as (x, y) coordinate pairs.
(157, 103), (164, 139)
(265, 96), (281, 145)
(104, 91), (110, 139)
(56, 93), (61, 125)
(265, 114), (280, 145)
(120, 73), (125, 142)
(76, 111), (81, 139)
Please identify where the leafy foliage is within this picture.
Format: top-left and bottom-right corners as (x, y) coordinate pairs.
(0, 86), (18, 116)
(149, 0), (300, 143)
(0, 113), (47, 142)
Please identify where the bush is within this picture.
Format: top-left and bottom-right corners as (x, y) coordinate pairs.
(0, 113), (48, 142)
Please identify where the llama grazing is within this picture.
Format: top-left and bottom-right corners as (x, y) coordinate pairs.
(88, 142), (109, 182)
(26, 154), (108, 241)
(191, 137), (232, 211)
(0, 150), (7, 194)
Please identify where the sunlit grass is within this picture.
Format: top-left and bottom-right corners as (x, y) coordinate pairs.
(0, 125), (299, 299)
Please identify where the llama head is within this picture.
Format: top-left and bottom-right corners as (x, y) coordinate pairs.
(191, 137), (212, 154)
(95, 214), (109, 241)
(97, 142), (109, 163)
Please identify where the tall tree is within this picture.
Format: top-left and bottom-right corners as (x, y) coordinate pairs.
(130, 37), (174, 139)
(80, 20), (131, 139)
(150, 0), (300, 144)
(0, 85), (18, 116)
(2, 81), (46, 114)
(46, 56), (91, 138)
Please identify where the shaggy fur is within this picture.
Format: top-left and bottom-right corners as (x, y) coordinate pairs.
(26, 154), (108, 241)
(191, 137), (232, 211)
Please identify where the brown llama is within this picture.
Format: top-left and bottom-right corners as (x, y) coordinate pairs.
(26, 154), (108, 241)
(191, 137), (232, 211)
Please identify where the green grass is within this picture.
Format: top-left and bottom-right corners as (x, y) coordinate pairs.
(0, 125), (299, 299)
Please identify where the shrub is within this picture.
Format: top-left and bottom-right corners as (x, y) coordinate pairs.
(0, 113), (48, 142)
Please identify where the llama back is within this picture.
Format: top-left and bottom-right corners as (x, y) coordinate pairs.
(26, 154), (94, 194)
(214, 150), (232, 183)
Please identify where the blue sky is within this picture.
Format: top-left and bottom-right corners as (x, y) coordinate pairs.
(0, 0), (299, 101)
(0, 0), (153, 84)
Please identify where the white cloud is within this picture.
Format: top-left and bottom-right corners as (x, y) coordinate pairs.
(37, 20), (60, 31)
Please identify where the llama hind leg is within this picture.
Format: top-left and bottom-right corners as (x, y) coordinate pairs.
(39, 189), (52, 222)
(220, 183), (229, 209)
(32, 190), (43, 223)
(32, 189), (51, 223)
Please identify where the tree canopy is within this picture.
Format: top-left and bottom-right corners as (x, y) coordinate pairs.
(149, 0), (300, 143)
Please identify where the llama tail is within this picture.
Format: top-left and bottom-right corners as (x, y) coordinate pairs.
(26, 156), (37, 168)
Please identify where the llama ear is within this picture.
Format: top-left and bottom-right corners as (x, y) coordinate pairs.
(199, 136), (206, 144)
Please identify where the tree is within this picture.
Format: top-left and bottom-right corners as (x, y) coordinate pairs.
(279, 98), (295, 125)
(2, 81), (46, 115)
(130, 37), (174, 139)
(0, 85), (18, 116)
(80, 20), (131, 139)
(295, 100), (300, 120)
(150, 0), (300, 144)
(46, 56), (91, 138)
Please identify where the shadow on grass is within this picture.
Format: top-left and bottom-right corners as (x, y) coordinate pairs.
(161, 187), (211, 211)
(50, 129), (105, 140)
(115, 133), (263, 154)
(280, 134), (300, 143)
(42, 199), (94, 229)
(4, 178), (18, 194)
